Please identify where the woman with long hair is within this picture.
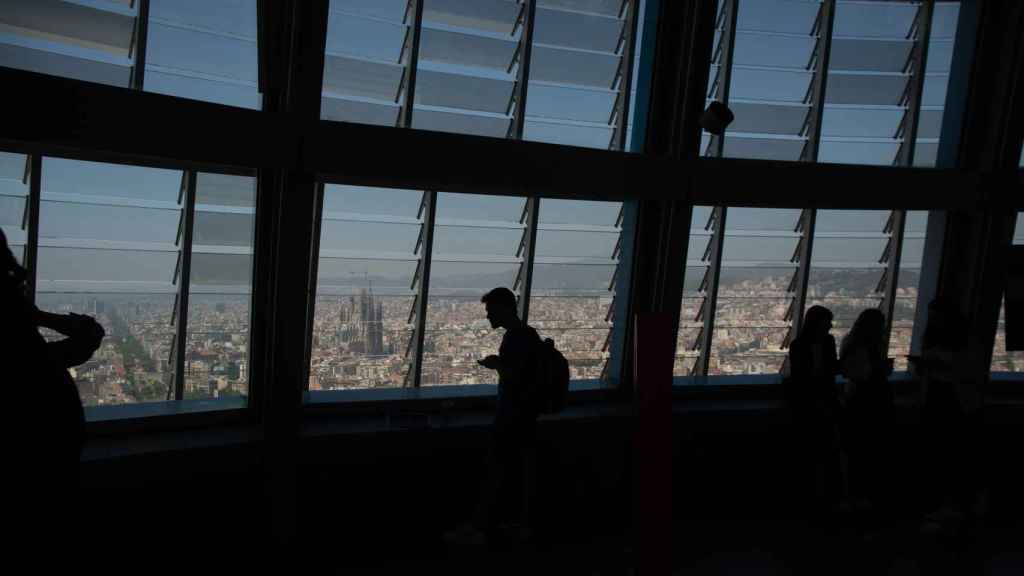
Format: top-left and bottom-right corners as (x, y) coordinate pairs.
(839, 308), (893, 512)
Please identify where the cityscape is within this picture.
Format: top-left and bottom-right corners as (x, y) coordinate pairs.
(34, 271), (1023, 408)
(37, 294), (251, 407)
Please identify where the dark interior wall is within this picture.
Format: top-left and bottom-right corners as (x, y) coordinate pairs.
(77, 401), (1024, 564)
(78, 442), (264, 551)
(296, 416), (633, 568)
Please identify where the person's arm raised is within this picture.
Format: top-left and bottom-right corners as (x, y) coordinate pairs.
(35, 310), (105, 368)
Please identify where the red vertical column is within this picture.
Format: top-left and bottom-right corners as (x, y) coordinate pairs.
(634, 312), (673, 574)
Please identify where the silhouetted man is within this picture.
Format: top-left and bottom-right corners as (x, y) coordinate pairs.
(446, 287), (539, 545)
(2, 229), (104, 545)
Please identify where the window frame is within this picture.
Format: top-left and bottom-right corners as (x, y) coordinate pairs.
(6, 148), (259, 429)
(3, 0), (1024, 435)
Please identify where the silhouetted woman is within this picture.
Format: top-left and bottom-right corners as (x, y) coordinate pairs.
(786, 305), (842, 517)
(2, 229), (104, 543)
(839, 308), (893, 511)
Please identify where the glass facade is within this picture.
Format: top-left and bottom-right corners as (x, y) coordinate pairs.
(0, 0), (260, 109)
(320, 0), (647, 150)
(24, 158), (256, 407)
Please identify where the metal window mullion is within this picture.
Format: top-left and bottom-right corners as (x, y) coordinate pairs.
(894, 0), (934, 167)
(710, 0), (739, 158)
(880, 210), (906, 354)
(517, 196), (540, 323)
(880, 0), (932, 353)
(409, 190), (437, 388)
(801, 0), (835, 162)
(173, 170), (197, 401)
(611, 0), (641, 151)
(784, 208), (817, 353)
(697, 206), (727, 376)
(301, 182), (326, 391)
(129, 0), (150, 90)
(398, 0), (425, 129)
(23, 154), (41, 304)
(509, 0), (537, 140)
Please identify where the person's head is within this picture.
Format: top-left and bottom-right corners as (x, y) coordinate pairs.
(481, 287), (519, 329)
(801, 305), (833, 340)
(1, 228), (28, 293)
(842, 308), (886, 356)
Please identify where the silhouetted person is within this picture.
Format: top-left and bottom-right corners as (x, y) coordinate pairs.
(918, 299), (981, 528)
(839, 308), (893, 514)
(445, 287), (539, 546)
(786, 305), (842, 522)
(2, 229), (104, 544)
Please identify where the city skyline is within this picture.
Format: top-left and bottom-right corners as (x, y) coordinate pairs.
(35, 265), (966, 408)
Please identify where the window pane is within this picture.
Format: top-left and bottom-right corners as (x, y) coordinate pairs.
(709, 0), (818, 159)
(991, 212), (1024, 372)
(710, 208), (800, 375)
(0, 152), (29, 262)
(320, 0), (652, 147)
(320, 0), (409, 126)
(185, 173), (256, 400)
(409, 0), (519, 138)
(525, 0), (646, 150)
(144, 0), (260, 109)
(310, 184), (422, 390)
(36, 158), (182, 407)
(422, 192), (525, 386)
(708, 1), (962, 166)
(527, 199), (621, 381)
(807, 210), (890, 345)
(0, 0), (136, 86)
(676, 206), (711, 376)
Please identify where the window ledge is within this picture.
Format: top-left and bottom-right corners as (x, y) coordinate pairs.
(81, 424), (261, 462)
(304, 379), (610, 410)
(305, 384), (498, 405)
(301, 398), (631, 438)
(85, 397), (248, 423)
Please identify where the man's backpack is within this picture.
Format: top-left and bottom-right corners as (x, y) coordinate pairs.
(534, 337), (570, 414)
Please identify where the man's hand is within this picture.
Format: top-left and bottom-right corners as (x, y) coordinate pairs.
(478, 355), (501, 370)
(35, 310), (105, 344)
(68, 313), (105, 344)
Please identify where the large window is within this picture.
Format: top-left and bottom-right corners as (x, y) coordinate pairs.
(13, 156), (256, 409)
(703, 0), (960, 166)
(678, 206), (930, 378)
(319, 0), (648, 151)
(0, 0), (260, 109)
(308, 185), (626, 390)
(683, 0), (949, 379)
